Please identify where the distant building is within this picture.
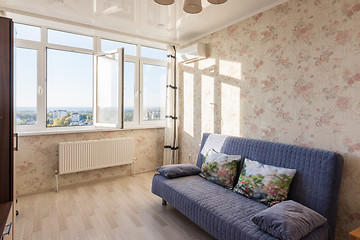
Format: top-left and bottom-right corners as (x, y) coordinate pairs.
(146, 109), (161, 120)
(71, 113), (80, 122)
(53, 110), (67, 119)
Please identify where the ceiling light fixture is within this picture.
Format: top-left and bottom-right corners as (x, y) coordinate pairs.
(183, 0), (202, 14)
(208, 0), (227, 4)
(155, 0), (227, 14)
(154, 0), (175, 5)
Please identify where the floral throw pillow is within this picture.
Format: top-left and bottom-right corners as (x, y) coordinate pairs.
(233, 158), (296, 206)
(199, 149), (241, 189)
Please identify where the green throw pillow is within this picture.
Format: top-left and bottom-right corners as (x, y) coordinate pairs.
(199, 149), (241, 189)
(233, 158), (296, 206)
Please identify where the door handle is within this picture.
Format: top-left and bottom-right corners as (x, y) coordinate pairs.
(3, 222), (12, 235)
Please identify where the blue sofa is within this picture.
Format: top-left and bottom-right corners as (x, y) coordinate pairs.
(152, 133), (344, 240)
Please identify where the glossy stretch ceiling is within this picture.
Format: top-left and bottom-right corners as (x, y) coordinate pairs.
(0, 0), (287, 44)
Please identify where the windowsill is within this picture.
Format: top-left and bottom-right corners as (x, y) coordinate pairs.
(17, 125), (165, 136)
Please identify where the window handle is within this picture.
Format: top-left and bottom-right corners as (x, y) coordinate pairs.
(38, 86), (43, 95)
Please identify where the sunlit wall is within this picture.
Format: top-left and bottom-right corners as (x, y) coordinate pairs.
(178, 0), (360, 239)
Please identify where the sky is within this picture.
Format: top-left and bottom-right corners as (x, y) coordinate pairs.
(15, 47), (37, 109)
(143, 64), (166, 111)
(14, 23), (167, 111)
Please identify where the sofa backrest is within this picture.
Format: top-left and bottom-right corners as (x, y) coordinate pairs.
(196, 133), (343, 240)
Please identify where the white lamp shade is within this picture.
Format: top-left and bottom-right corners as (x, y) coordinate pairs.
(184, 0), (202, 14)
(208, 0), (227, 4)
(154, 0), (175, 5)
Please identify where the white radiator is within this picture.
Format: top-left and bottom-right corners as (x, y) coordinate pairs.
(55, 138), (135, 191)
(58, 137), (133, 175)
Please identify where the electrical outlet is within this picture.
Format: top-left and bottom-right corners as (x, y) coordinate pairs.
(188, 154), (191, 160)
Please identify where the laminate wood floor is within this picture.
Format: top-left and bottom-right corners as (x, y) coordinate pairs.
(15, 172), (215, 240)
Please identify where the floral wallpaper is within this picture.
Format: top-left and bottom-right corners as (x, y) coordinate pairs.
(178, 0), (360, 239)
(15, 128), (164, 196)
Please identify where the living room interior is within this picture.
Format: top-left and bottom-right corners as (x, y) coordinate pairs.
(0, 0), (359, 239)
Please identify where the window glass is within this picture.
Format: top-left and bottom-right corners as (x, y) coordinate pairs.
(48, 29), (93, 50)
(46, 49), (93, 127)
(15, 47), (38, 125)
(142, 64), (166, 121)
(96, 53), (119, 125)
(101, 39), (136, 56)
(124, 62), (135, 122)
(141, 46), (167, 61)
(14, 23), (41, 42)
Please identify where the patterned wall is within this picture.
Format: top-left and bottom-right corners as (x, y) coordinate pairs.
(16, 128), (164, 196)
(178, 0), (360, 239)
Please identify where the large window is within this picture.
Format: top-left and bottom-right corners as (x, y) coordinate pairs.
(14, 22), (167, 133)
(46, 49), (93, 127)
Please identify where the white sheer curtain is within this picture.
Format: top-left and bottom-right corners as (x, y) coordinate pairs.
(163, 45), (179, 165)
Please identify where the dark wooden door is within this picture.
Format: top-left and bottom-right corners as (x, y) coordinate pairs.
(0, 16), (14, 203)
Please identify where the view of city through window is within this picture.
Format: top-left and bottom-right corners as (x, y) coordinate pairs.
(16, 108), (37, 125)
(17, 107), (138, 126)
(46, 107), (93, 127)
(142, 64), (167, 121)
(14, 24), (167, 128)
(46, 49), (93, 127)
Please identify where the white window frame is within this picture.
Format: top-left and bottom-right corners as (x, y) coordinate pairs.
(94, 48), (124, 128)
(14, 36), (45, 132)
(123, 56), (140, 129)
(13, 19), (167, 135)
(44, 29), (95, 131)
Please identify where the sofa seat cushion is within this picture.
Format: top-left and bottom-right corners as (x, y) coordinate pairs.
(152, 174), (329, 240)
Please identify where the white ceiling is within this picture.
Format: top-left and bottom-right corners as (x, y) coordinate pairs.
(0, 0), (287, 45)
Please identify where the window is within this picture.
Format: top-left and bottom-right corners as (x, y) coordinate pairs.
(14, 23), (167, 133)
(14, 23), (41, 42)
(101, 39), (137, 56)
(141, 63), (167, 121)
(46, 49), (93, 127)
(141, 46), (167, 61)
(96, 50), (123, 127)
(124, 62), (136, 122)
(14, 47), (38, 125)
(48, 29), (93, 50)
